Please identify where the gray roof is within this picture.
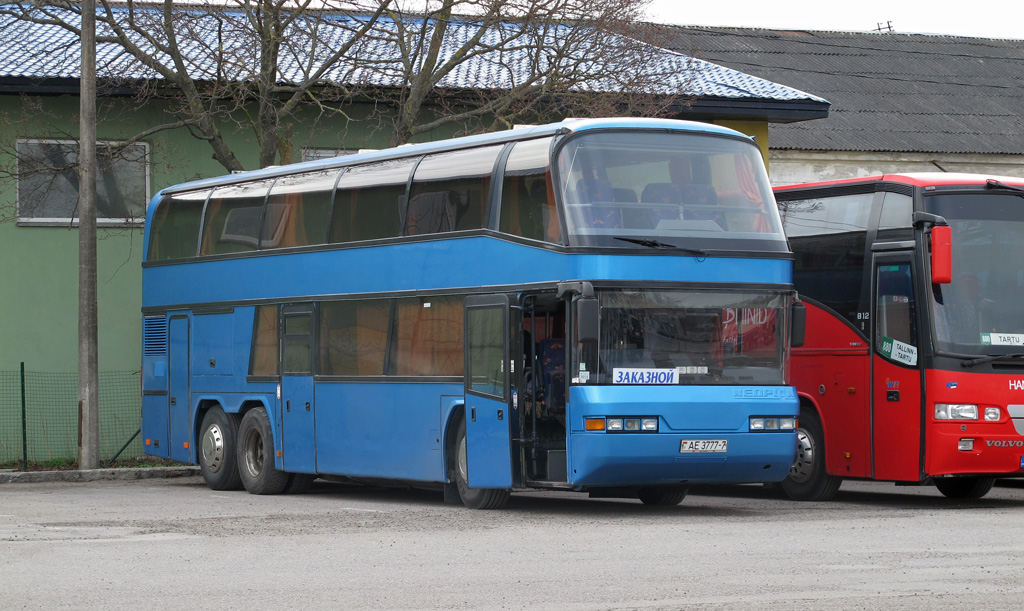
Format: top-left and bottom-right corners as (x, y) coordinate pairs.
(0, 6), (827, 122)
(653, 26), (1024, 155)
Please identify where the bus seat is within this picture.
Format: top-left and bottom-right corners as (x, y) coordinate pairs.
(539, 338), (566, 415)
(641, 182), (680, 204)
(576, 177), (615, 203)
(613, 188), (638, 203)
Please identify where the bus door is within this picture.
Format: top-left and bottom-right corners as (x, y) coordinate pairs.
(279, 304), (317, 473)
(871, 257), (923, 481)
(168, 315), (190, 462)
(463, 294), (515, 488)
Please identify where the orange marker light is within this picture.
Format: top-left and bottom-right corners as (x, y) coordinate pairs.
(183, 442), (189, 449)
(584, 418), (606, 431)
(145, 439), (151, 446)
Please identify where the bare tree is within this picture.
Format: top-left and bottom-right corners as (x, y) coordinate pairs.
(0, 0), (696, 172)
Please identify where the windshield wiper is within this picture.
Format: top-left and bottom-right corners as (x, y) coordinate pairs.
(613, 237), (709, 258)
(986, 179), (1024, 194)
(961, 353), (1024, 368)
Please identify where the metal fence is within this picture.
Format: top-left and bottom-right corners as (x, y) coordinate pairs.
(0, 365), (144, 465)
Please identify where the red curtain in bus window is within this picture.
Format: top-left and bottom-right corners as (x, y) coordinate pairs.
(250, 305), (279, 376)
(393, 298), (464, 376)
(734, 156), (770, 233)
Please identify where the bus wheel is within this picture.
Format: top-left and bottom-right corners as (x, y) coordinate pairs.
(935, 477), (996, 499)
(451, 418), (510, 510)
(637, 486), (688, 506)
(198, 406), (242, 491)
(781, 409), (841, 501)
(237, 408), (289, 495)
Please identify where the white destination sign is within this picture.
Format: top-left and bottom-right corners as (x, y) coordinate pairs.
(981, 333), (1024, 346)
(879, 336), (918, 366)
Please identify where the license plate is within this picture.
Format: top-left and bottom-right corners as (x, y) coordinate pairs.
(680, 439), (728, 453)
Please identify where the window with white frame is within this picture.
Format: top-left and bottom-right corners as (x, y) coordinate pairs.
(16, 139), (150, 226)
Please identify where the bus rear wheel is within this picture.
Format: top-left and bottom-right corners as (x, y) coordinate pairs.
(451, 418), (510, 510)
(237, 408), (290, 495)
(637, 486), (688, 506)
(198, 406), (242, 491)
(935, 477), (996, 499)
(781, 409), (841, 501)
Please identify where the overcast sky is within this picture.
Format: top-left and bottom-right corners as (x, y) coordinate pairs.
(643, 0), (1022, 39)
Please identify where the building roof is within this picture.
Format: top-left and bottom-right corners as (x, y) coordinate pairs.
(653, 26), (1024, 155)
(0, 6), (828, 123)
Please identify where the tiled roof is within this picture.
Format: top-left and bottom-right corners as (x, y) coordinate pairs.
(0, 6), (827, 115)
(653, 26), (1024, 155)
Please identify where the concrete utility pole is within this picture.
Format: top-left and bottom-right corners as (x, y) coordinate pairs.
(78, 0), (100, 470)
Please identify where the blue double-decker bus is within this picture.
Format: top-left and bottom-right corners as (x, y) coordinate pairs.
(141, 118), (800, 508)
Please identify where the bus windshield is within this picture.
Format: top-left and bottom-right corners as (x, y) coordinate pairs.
(575, 288), (790, 386)
(556, 131), (787, 251)
(928, 192), (1024, 355)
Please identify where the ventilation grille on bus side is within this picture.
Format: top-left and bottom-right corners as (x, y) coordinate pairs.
(143, 317), (168, 356)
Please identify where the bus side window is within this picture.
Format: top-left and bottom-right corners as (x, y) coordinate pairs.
(148, 189), (208, 261)
(390, 296), (464, 376)
(201, 180), (275, 256)
(249, 304), (279, 377)
(319, 299), (390, 376)
(262, 170), (337, 249)
(406, 146), (503, 237)
(498, 137), (559, 243)
(329, 158), (411, 243)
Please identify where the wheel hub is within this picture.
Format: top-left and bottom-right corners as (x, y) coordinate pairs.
(201, 424), (225, 473)
(788, 428), (815, 484)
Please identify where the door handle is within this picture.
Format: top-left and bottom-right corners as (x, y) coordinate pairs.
(305, 401), (310, 412)
(286, 400), (291, 412)
(887, 390), (900, 402)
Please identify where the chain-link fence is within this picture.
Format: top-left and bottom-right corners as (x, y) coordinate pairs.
(0, 366), (144, 466)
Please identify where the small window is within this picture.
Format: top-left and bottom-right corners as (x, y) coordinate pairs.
(406, 146), (502, 236)
(250, 305), (279, 377)
(499, 138), (559, 243)
(330, 158), (412, 243)
(16, 139), (150, 226)
(876, 192), (914, 241)
(201, 180), (274, 255)
(282, 308), (313, 375)
(262, 170), (338, 248)
(319, 299), (390, 376)
(466, 305), (507, 398)
(148, 190), (208, 261)
(875, 263), (918, 366)
(390, 295), (464, 376)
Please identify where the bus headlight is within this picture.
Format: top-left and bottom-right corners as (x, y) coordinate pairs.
(985, 407), (1001, 421)
(749, 417), (796, 431)
(641, 418), (658, 431)
(935, 404), (978, 420)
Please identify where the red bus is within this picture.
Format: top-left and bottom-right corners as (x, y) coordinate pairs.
(775, 173), (1024, 500)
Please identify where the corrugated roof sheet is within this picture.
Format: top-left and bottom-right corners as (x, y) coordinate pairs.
(0, 6), (827, 107)
(654, 26), (1024, 155)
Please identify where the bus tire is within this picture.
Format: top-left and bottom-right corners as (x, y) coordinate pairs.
(637, 486), (688, 506)
(781, 409), (841, 501)
(285, 473), (316, 495)
(198, 406), (242, 491)
(935, 477), (996, 499)
(237, 408), (290, 495)
(450, 418), (510, 510)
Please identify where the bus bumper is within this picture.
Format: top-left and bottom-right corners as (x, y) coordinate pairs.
(567, 430), (797, 487)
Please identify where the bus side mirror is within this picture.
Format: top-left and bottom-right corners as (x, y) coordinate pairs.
(790, 301), (806, 348)
(931, 225), (952, 284)
(577, 297), (599, 344)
